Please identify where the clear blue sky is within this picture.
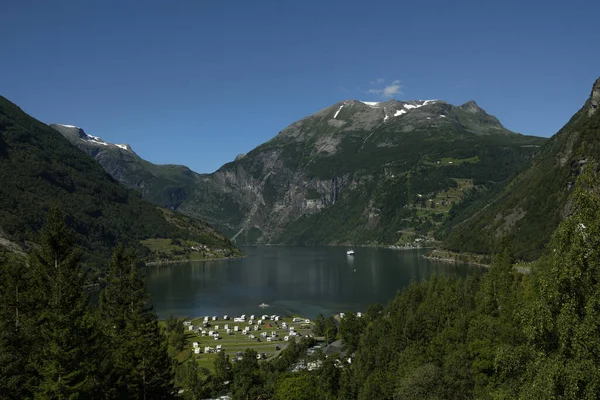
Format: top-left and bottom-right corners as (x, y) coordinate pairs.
(1, 0), (598, 173)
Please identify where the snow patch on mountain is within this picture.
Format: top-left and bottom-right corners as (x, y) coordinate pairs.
(360, 101), (380, 107)
(394, 109), (407, 117)
(333, 105), (344, 119)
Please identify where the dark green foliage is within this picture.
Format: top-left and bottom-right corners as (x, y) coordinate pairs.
(28, 208), (101, 398)
(0, 210), (177, 398)
(0, 253), (34, 398)
(441, 85), (600, 260)
(338, 312), (366, 354)
(99, 246), (175, 398)
(231, 349), (263, 400)
(313, 313), (325, 336)
(0, 96), (238, 269)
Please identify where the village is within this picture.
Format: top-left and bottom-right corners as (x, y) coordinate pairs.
(179, 313), (317, 370)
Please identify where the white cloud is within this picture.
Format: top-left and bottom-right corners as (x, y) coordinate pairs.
(367, 79), (402, 98)
(383, 80), (401, 97)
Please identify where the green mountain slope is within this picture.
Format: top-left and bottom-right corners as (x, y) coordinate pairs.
(176, 99), (546, 245)
(50, 124), (198, 209)
(440, 77), (600, 261)
(0, 96), (239, 266)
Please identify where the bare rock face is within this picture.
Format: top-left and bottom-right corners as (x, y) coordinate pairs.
(589, 77), (600, 117)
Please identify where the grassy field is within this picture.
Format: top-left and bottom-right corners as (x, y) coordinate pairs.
(141, 238), (228, 262)
(175, 315), (315, 372)
(416, 178), (475, 216)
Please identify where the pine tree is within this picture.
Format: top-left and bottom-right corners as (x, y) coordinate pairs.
(100, 246), (174, 398)
(0, 253), (35, 398)
(28, 207), (100, 398)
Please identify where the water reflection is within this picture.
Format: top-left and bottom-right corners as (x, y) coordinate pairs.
(146, 246), (483, 319)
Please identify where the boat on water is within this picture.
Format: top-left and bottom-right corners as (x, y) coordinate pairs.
(346, 249), (355, 256)
(258, 303), (270, 308)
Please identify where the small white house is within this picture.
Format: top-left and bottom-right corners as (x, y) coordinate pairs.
(201, 330), (207, 336)
(305, 319), (310, 323)
(261, 332), (267, 338)
(215, 325), (219, 330)
(340, 313), (345, 318)
(284, 336), (289, 341)
(194, 347), (201, 354)
(290, 327), (295, 331)
(356, 312), (362, 318)
(242, 330), (247, 335)
(223, 315), (229, 320)
(204, 346), (212, 353)
(192, 342), (199, 348)
(204, 316), (209, 322)
(262, 315), (269, 320)
(293, 317), (301, 323)
(188, 325), (194, 331)
(183, 321), (192, 326)
(248, 320), (253, 325)
(249, 334), (255, 339)
(267, 337), (272, 342)
(234, 326), (239, 331)
(254, 325), (259, 331)
(250, 315), (255, 320)
(208, 330), (214, 336)
(216, 344), (222, 351)
(274, 316), (280, 321)
(212, 316), (217, 321)
(224, 324), (229, 330)
(241, 314), (246, 320)
(226, 329), (232, 335)
(214, 336), (220, 340)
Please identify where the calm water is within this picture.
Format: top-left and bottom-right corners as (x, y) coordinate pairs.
(146, 246), (482, 320)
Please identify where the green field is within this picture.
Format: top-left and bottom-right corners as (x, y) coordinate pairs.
(176, 315), (314, 371)
(141, 238), (229, 262)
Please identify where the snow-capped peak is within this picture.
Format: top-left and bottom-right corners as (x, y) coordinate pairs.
(81, 131), (131, 152)
(360, 101), (380, 107)
(57, 124), (80, 129)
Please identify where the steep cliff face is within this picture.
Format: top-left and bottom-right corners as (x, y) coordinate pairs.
(176, 99), (545, 245)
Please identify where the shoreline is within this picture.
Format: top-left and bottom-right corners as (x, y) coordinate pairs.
(145, 254), (246, 266)
(422, 255), (490, 268)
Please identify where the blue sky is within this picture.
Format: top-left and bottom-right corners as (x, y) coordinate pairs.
(1, 0), (598, 173)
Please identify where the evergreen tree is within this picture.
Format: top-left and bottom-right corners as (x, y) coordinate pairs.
(28, 207), (100, 398)
(0, 253), (35, 398)
(100, 246), (174, 398)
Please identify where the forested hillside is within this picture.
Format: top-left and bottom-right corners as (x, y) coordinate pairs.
(439, 77), (600, 260)
(0, 96), (240, 267)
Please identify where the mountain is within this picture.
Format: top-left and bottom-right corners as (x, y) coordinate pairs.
(0, 95), (239, 266)
(53, 98), (546, 247)
(440, 77), (600, 261)
(50, 124), (198, 209)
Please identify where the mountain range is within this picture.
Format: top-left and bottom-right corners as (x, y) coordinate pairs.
(0, 96), (240, 267)
(52, 97), (547, 250)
